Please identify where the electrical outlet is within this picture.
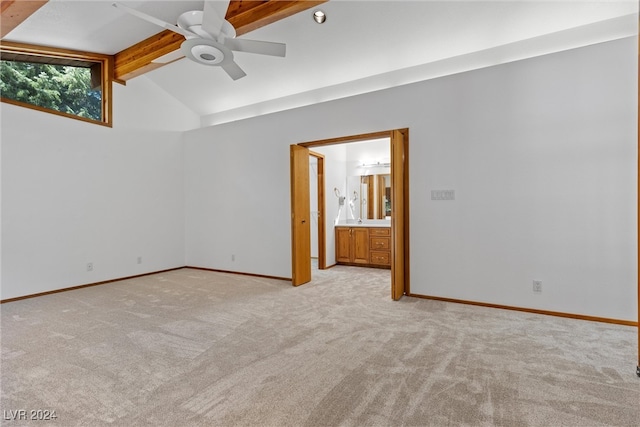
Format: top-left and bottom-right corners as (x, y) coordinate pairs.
(533, 280), (542, 293)
(87, 262), (94, 272)
(231, 254), (235, 262)
(137, 256), (142, 264)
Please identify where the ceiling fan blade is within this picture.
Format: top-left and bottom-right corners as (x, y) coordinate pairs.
(202, 0), (230, 40)
(224, 38), (286, 57)
(112, 2), (197, 39)
(221, 60), (247, 81)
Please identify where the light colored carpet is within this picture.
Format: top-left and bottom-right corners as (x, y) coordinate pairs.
(1, 266), (638, 426)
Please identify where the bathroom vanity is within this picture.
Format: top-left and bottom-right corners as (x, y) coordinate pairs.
(335, 224), (391, 269)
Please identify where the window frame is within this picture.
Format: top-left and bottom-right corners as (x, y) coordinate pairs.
(0, 41), (114, 127)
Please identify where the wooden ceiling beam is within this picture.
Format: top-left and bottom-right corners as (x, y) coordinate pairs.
(1, 0), (48, 38)
(114, 0), (327, 82)
(229, 0), (326, 36)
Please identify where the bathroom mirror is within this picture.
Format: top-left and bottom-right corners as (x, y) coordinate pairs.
(359, 174), (390, 220)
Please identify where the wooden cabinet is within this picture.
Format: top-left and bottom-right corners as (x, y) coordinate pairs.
(352, 228), (370, 264)
(336, 227), (370, 264)
(369, 227), (391, 267)
(335, 226), (390, 268)
(335, 227), (352, 263)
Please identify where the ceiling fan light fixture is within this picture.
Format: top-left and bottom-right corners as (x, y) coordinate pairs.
(191, 44), (224, 65)
(181, 39), (231, 66)
(313, 10), (326, 24)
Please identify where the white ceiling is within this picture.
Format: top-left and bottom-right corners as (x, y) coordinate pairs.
(4, 0), (638, 124)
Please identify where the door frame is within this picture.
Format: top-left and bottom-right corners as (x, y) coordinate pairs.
(291, 129), (410, 299)
(309, 150), (326, 270)
(636, 28), (640, 377)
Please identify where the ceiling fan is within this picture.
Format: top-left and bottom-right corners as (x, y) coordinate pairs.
(112, 1), (286, 80)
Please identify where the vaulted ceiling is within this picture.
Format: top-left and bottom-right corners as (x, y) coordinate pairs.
(1, 1), (638, 124)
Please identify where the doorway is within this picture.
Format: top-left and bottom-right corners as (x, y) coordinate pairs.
(290, 129), (409, 300)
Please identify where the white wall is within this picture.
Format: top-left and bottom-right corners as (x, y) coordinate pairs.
(116, 77), (200, 132)
(313, 144), (348, 266)
(2, 38), (636, 321)
(184, 37), (637, 321)
(0, 76), (197, 299)
(183, 116), (291, 276)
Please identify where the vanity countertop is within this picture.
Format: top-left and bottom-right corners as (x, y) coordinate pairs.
(335, 222), (390, 228)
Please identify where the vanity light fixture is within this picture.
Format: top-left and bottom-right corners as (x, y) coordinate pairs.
(313, 10), (326, 24)
(358, 161), (391, 168)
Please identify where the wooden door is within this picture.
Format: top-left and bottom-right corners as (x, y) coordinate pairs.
(290, 145), (311, 286)
(391, 130), (406, 300)
(335, 227), (351, 263)
(353, 228), (370, 264)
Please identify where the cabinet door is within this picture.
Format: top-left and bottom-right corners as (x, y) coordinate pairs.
(335, 228), (351, 263)
(352, 228), (370, 264)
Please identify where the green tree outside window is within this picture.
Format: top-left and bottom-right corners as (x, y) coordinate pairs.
(0, 60), (102, 121)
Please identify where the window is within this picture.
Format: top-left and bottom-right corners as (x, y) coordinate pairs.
(0, 42), (113, 126)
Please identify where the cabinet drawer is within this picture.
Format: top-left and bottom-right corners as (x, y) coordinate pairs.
(369, 228), (390, 236)
(370, 251), (390, 265)
(370, 237), (390, 250)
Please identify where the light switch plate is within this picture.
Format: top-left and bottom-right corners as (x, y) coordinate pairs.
(431, 190), (455, 200)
